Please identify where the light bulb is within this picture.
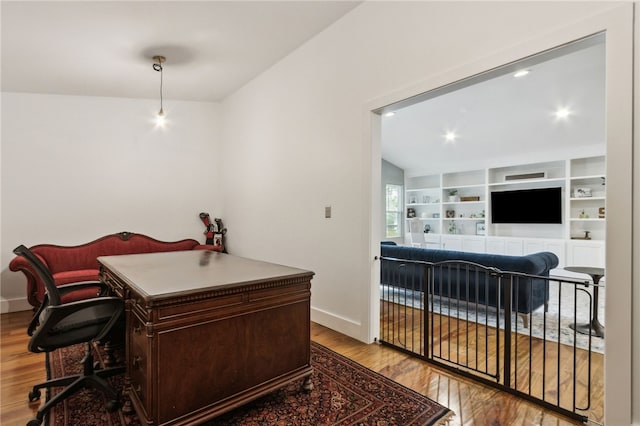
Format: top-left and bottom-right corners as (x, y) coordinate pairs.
(554, 107), (571, 120)
(155, 109), (166, 127)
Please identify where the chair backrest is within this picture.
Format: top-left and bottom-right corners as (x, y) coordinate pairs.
(13, 245), (62, 306)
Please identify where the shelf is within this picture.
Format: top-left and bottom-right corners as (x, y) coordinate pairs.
(442, 184), (485, 190)
(442, 201), (484, 205)
(406, 187), (438, 192)
(443, 217), (486, 221)
(569, 197), (605, 201)
(570, 174), (605, 181)
(569, 218), (605, 222)
(488, 177), (565, 187)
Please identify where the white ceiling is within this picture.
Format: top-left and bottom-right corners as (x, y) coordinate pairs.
(1, 1), (360, 102)
(381, 37), (606, 177)
(2, 2), (606, 176)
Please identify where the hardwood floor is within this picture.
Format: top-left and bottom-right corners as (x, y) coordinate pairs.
(380, 301), (604, 423)
(2, 310), (588, 425)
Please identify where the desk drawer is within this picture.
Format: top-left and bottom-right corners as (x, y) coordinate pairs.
(128, 314), (150, 416)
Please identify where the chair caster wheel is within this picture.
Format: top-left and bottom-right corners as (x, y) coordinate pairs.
(106, 399), (120, 412)
(27, 417), (42, 426)
(28, 389), (41, 402)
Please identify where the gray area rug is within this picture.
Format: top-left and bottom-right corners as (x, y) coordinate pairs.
(382, 279), (605, 354)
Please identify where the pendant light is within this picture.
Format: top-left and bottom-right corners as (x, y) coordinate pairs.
(153, 55), (166, 126)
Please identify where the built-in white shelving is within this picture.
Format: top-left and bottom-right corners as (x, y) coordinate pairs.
(403, 155), (606, 267)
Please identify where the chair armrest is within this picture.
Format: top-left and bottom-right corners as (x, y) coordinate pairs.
(57, 281), (110, 296)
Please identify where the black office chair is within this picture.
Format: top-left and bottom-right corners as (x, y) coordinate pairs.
(13, 245), (125, 426)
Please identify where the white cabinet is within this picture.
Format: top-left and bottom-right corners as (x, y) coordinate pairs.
(506, 240), (525, 256)
(462, 236), (486, 253)
(440, 235), (486, 253)
(485, 237), (563, 263)
(567, 240), (605, 268)
(440, 236), (463, 251)
(485, 238), (505, 254)
(523, 238), (565, 267)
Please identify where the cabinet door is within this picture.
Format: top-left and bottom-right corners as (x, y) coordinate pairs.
(505, 240), (524, 256)
(524, 240), (544, 254)
(441, 236), (463, 251)
(567, 241), (605, 268)
(524, 239), (565, 267)
(485, 239), (525, 256)
(485, 238), (505, 254)
(462, 237), (486, 253)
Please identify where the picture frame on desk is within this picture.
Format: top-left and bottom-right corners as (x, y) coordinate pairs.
(476, 222), (486, 235)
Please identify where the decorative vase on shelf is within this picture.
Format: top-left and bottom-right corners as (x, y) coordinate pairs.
(448, 189), (458, 202)
(448, 221), (457, 234)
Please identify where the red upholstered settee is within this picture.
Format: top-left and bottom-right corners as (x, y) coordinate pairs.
(10, 231), (220, 309)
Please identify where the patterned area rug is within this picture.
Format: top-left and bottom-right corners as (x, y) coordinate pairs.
(46, 341), (453, 426)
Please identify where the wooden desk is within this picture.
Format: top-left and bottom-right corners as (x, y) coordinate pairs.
(98, 250), (314, 426)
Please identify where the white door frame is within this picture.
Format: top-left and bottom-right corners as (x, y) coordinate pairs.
(363, 4), (634, 424)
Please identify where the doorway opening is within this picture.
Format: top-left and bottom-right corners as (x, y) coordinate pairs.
(375, 33), (606, 422)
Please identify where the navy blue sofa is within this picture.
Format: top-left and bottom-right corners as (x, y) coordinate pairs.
(380, 242), (559, 326)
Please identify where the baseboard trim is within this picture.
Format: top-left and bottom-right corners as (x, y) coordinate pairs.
(311, 306), (366, 343)
(0, 297), (32, 314)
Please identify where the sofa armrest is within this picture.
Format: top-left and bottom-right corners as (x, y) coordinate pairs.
(9, 253), (51, 308)
(526, 252), (559, 274)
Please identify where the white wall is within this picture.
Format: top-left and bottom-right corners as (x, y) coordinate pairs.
(221, 0), (619, 342)
(1, 93), (221, 312)
(220, 1), (634, 424)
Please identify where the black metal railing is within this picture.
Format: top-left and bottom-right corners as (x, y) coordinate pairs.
(379, 256), (602, 423)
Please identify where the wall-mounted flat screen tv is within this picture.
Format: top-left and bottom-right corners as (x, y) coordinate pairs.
(490, 187), (562, 224)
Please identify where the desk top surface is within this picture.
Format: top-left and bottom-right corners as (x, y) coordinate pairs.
(98, 250), (313, 300)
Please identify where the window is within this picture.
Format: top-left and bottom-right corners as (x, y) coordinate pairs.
(385, 184), (403, 238)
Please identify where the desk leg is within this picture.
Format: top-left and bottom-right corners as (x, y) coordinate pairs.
(302, 372), (314, 392)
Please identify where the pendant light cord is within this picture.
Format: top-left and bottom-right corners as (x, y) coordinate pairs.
(153, 56), (165, 115)
(159, 64), (163, 114)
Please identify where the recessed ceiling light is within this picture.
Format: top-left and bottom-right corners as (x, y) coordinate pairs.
(444, 131), (457, 142)
(513, 69), (530, 78)
(554, 107), (571, 120)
